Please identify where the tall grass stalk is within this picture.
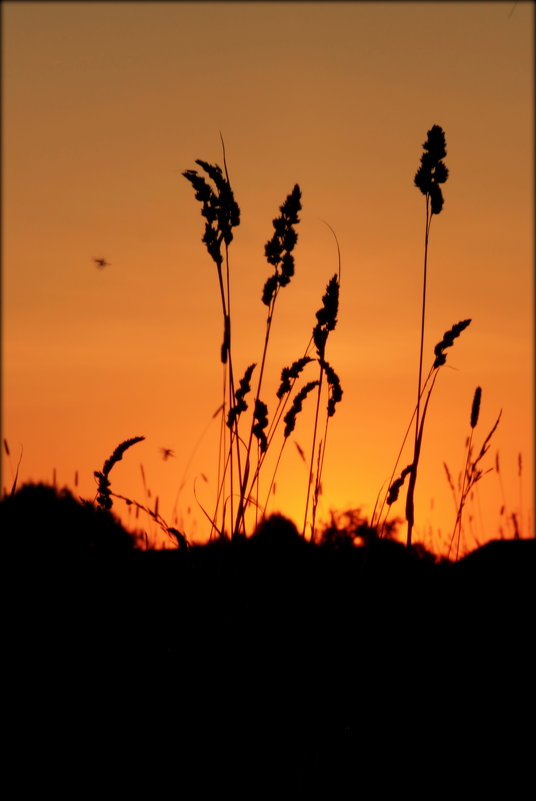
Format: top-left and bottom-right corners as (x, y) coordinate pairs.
(305, 221), (342, 540)
(406, 124), (449, 547)
(183, 144), (241, 536)
(232, 184), (302, 537)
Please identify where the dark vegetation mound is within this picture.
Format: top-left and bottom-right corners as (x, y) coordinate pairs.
(1, 482), (136, 554)
(3, 484), (533, 796)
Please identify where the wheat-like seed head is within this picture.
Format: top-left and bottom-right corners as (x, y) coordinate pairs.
(262, 185), (302, 306)
(387, 464), (413, 506)
(283, 381), (320, 438)
(470, 387), (482, 429)
(183, 160), (240, 267)
(95, 436), (145, 512)
(102, 436), (145, 477)
(414, 125), (449, 215)
(319, 358), (343, 417)
(252, 400), (269, 453)
(227, 363), (257, 428)
(313, 274), (340, 359)
(433, 319), (472, 368)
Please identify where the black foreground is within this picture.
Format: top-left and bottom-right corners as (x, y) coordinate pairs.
(3, 487), (534, 798)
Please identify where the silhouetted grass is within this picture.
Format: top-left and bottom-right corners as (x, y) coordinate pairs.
(184, 142), (342, 541)
(184, 128), (507, 551)
(94, 436), (145, 512)
(369, 126), (503, 554)
(2, 129), (529, 556)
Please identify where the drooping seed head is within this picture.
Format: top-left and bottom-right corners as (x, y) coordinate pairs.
(277, 357), (314, 398)
(433, 318), (472, 368)
(283, 381), (319, 438)
(319, 358), (343, 417)
(252, 399), (269, 453)
(387, 464), (413, 506)
(227, 363), (257, 428)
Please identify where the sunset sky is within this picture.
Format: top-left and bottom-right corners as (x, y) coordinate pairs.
(2, 1), (533, 553)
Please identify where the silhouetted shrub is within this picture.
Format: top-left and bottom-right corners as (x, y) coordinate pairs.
(0, 482), (136, 554)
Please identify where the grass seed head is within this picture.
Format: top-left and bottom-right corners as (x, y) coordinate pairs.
(313, 274), (340, 358)
(387, 464), (413, 506)
(262, 185), (302, 306)
(95, 436), (145, 512)
(183, 160), (240, 266)
(252, 399), (269, 453)
(227, 363), (257, 428)
(277, 357), (314, 398)
(283, 381), (319, 437)
(320, 358), (343, 417)
(470, 386), (482, 429)
(433, 318), (472, 368)
(414, 124), (449, 214)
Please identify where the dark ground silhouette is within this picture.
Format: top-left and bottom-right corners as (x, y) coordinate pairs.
(2, 484), (534, 796)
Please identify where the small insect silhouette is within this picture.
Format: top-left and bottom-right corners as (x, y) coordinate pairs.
(93, 257), (110, 270)
(160, 447), (175, 461)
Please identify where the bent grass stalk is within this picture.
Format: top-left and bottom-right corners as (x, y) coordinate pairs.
(378, 318), (472, 537)
(113, 490), (190, 550)
(3, 439), (24, 497)
(448, 388), (501, 559)
(93, 438), (190, 548)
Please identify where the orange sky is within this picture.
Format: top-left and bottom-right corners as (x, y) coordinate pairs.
(2, 1), (533, 554)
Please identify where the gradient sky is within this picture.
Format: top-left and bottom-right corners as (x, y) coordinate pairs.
(2, 1), (533, 553)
